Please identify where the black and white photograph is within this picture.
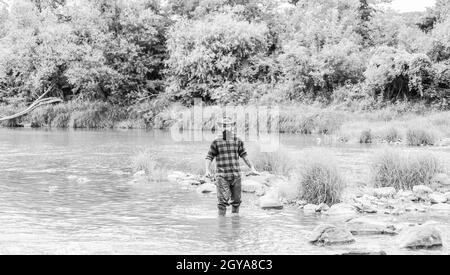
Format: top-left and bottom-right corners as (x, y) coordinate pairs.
(0, 0), (449, 258)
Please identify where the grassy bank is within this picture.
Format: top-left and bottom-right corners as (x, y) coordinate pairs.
(1, 101), (450, 148)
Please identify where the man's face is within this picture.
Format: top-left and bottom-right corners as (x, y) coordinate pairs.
(221, 125), (234, 140)
(222, 125), (233, 133)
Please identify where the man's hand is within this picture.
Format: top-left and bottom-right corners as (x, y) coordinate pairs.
(205, 170), (212, 179)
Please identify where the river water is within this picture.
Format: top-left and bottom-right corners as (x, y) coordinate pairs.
(0, 128), (449, 255)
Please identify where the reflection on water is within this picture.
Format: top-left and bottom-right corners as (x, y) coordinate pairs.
(0, 128), (449, 255)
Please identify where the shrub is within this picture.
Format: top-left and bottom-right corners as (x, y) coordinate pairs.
(69, 102), (111, 129)
(371, 150), (442, 190)
(381, 127), (401, 143)
(298, 150), (345, 205)
(316, 111), (346, 134)
(365, 47), (435, 102)
(406, 126), (438, 146)
(359, 129), (373, 144)
(166, 13), (270, 103)
(0, 105), (23, 127)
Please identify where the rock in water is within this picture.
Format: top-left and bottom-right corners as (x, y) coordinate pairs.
(309, 224), (355, 246)
(197, 183), (217, 194)
(258, 193), (283, 210)
(325, 203), (357, 217)
(133, 170), (146, 178)
(167, 171), (186, 182)
(431, 173), (450, 193)
(246, 172), (272, 185)
(430, 203), (450, 212)
(346, 217), (397, 236)
(396, 190), (415, 202)
(316, 203), (330, 213)
(445, 192), (450, 203)
(372, 187), (396, 199)
(242, 179), (264, 194)
(399, 225), (443, 249)
(413, 185), (433, 201)
(429, 193), (448, 204)
(130, 170), (147, 184)
(303, 204), (318, 213)
(353, 197), (377, 214)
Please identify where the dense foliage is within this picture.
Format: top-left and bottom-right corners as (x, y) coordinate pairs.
(0, 0), (449, 110)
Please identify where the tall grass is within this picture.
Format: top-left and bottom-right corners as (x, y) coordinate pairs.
(297, 149), (345, 205)
(371, 149), (442, 190)
(0, 105), (24, 127)
(380, 126), (401, 143)
(406, 125), (439, 146)
(248, 144), (295, 176)
(131, 149), (168, 182)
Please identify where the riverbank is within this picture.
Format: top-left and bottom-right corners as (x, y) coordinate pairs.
(2, 101), (450, 146)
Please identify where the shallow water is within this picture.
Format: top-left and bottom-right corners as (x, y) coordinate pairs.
(0, 128), (449, 255)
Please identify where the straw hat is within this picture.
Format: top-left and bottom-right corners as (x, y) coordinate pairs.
(217, 116), (236, 127)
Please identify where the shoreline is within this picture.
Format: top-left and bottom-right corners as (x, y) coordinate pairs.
(2, 102), (450, 147)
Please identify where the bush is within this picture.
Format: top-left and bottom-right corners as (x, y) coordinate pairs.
(371, 150), (442, 190)
(365, 47), (435, 102)
(406, 126), (438, 146)
(0, 105), (23, 127)
(69, 102), (111, 129)
(359, 130), (373, 144)
(380, 127), (401, 143)
(166, 13), (270, 103)
(298, 150), (345, 205)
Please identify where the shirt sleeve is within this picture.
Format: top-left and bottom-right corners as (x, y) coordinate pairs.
(206, 140), (218, 161)
(238, 139), (248, 158)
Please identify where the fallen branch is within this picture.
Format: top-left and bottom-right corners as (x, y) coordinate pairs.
(0, 86), (62, 122)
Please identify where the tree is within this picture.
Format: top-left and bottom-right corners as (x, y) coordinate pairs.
(0, 4), (8, 38)
(166, 12), (270, 103)
(356, 0), (374, 46)
(0, 0), (169, 104)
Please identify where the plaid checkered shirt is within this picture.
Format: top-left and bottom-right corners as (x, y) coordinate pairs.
(206, 137), (248, 178)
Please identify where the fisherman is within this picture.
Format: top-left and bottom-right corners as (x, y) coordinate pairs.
(205, 116), (258, 217)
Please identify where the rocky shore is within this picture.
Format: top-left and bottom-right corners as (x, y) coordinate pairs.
(132, 169), (450, 253)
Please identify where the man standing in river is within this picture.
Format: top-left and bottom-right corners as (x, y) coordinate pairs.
(205, 117), (258, 217)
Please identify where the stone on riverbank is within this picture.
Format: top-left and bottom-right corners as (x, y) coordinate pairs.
(325, 203), (357, 217)
(316, 203), (330, 212)
(134, 170), (146, 178)
(399, 224), (443, 249)
(167, 171), (186, 182)
(353, 197), (377, 214)
(258, 192), (283, 210)
(431, 173), (450, 193)
(445, 192), (450, 202)
(309, 224), (355, 246)
(372, 187), (396, 199)
(396, 190), (415, 202)
(346, 217), (397, 236)
(413, 185), (433, 201)
(429, 193), (448, 204)
(303, 204), (318, 213)
(242, 179), (265, 194)
(246, 172), (272, 185)
(430, 203), (450, 212)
